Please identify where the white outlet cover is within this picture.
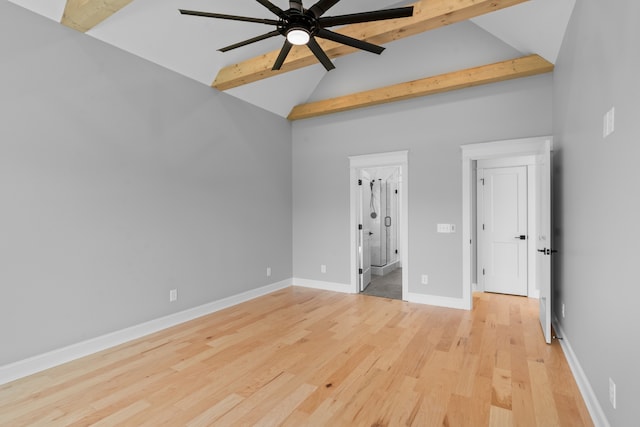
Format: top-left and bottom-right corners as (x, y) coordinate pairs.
(421, 274), (429, 285)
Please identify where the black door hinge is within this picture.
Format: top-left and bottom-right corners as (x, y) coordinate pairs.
(482, 268), (485, 275)
(358, 179), (362, 185)
(395, 249), (398, 254)
(359, 268), (363, 274)
(358, 224), (363, 230)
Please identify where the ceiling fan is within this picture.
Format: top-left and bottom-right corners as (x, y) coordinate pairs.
(179, 0), (414, 71)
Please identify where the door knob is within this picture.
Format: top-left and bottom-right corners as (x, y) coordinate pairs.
(515, 235), (527, 240)
(537, 248), (557, 255)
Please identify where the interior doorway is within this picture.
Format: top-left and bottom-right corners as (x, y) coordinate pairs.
(461, 137), (554, 343)
(359, 167), (402, 299)
(349, 151), (408, 300)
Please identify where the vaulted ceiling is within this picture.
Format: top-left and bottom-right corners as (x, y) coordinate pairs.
(8, 0), (575, 119)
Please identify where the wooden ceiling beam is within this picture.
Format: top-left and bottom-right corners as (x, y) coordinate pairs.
(212, 0), (529, 91)
(61, 0), (134, 32)
(287, 54), (554, 121)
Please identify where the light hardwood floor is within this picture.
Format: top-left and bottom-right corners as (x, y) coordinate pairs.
(0, 288), (592, 426)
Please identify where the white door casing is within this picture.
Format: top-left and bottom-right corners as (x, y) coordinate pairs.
(479, 165), (528, 296)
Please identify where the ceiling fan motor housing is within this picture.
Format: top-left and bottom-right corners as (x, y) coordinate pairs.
(279, 2), (318, 38)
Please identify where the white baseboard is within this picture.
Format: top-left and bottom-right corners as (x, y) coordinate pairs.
(293, 278), (355, 294)
(553, 317), (610, 427)
(0, 279), (292, 386)
(293, 278), (468, 310)
(405, 292), (468, 310)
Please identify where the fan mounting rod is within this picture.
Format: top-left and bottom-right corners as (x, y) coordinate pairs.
(289, 0), (303, 12)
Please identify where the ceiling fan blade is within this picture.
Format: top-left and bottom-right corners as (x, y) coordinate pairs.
(316, 29), (384, 55)
(219, 30), (281, 53)
(272, 41), (293, 70)
(319, 6), (414, 27)
(306, 37), (335, 71)
(178, 9), (279, 26)
(308, 0), (341, 18)
(255, 0), (287, 19)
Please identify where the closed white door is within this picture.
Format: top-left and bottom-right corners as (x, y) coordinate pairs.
(480, 166), (528, 296)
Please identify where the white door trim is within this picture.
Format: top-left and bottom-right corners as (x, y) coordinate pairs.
(461, 136), (552, 310)
(349, 151), (408, 298)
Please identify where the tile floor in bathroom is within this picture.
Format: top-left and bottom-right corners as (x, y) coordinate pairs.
(362, 267), (402, 300)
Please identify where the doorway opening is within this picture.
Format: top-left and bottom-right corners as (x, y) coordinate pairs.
(360, 167), (402, 299)
(461, 136), (553, 343)
(349, 151), (408, 300)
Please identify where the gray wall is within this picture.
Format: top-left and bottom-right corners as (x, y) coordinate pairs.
(0, 2), (292, 366)
(553, 0), (640, 424)
(292, 74), (552, 298)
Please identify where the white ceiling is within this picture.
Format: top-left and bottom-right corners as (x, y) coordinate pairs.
(8, 0), (575, 118)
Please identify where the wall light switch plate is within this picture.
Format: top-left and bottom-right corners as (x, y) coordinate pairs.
(609, 377), (617, 409)
(437, 224), (455, 233)
(604, 107), (615, 138)
(169, 289), (178, 302)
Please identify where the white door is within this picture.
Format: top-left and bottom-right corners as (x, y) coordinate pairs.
(363, 229), (372, 290)
(357, 174), (372, 292)
(536, 145), (553, 343)
(480, 166), (528, 296)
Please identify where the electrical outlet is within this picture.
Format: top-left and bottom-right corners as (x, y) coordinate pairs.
(266, 267), (271, 277)
(321, 264), (327, 274)
(169, 289), (178, 302)
(609, 377), (617, 409)
(421, 274), (429, 285)
(562, 303), (565, 319)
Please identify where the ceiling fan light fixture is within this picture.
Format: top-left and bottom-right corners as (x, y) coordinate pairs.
(286, 28), (310, 45)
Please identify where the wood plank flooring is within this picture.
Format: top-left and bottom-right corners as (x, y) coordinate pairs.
(0, 288), (593, 426)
